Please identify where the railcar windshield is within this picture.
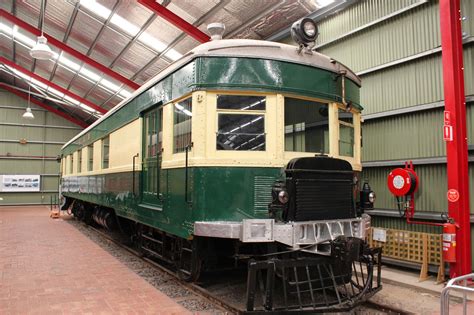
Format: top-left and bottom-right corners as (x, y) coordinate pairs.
(338, 109), (354, 157)
(284, 97), (329, 154)
(173, 98), (192, 153)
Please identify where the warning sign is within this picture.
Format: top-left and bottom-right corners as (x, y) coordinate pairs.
(447, 189), (460, 203)
(444, 125), (453, 141)
(444, 111), (451, 125)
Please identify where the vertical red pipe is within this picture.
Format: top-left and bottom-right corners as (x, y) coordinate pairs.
(439, 0), (471, 277)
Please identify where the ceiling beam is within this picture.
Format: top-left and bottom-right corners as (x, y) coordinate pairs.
(137, 0), (210, 43)
(0, 9), (140, 90)
(0, 56), (107, 114)
(0, 85), (88, 128)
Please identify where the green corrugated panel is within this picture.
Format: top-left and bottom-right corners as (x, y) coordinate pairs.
(462, 0), (474, 37)
(469, 102), (474, 139)
(43, 176), (60, 190)
(0, 193), (58, 205)
(0, 107), (47, 122)
(363, 109), (443, 160)
(363, 164), (474, 213)
(371, 216), (443, 234)
(358, 45), (474, 115)
(464, 44), (474, 93)
(0, 91), (80, 204)
(316, 0), (420, 46)
(0, 159), (59, 174)
(318, 1), (439, 73)
(0, 143), (62, 156)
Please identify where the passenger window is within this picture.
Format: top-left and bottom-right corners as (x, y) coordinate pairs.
(69, 154), (74, 174)
(173, 98), (192, 153)
(87, 144), (94, 171)
(338, 109), (354, 157)
(145, 109), (162, 157)
(102, 136), (110, 169)
(284, 97), (329, 153)
(77, 149), (82, 173)
(216, 95), (266, 151)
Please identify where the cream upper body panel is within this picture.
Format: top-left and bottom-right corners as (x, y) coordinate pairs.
(62, 39), (360, 151)
(63, 91), (362, 177)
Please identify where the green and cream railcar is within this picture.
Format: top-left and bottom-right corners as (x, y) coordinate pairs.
(60, 36), (381, 310)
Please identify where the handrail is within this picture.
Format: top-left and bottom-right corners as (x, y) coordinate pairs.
(156, 148), (163, 200)
(440, 273), (474, 315)
(132, 153), (139, 197)
(185, 143), (193, 204)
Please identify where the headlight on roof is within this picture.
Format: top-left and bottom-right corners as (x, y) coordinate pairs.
(291, 17), (319, 47)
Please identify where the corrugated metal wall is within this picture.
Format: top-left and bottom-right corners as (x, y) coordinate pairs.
(290, 0), (474, 267)
(0, 90), (83, 205)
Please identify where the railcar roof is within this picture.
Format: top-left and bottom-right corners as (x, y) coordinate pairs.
(63, 39), (360, 150)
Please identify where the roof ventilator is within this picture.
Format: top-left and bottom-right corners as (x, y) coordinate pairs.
(207, 23), (225, 40)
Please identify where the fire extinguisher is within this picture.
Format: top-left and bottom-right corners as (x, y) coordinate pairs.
(443, 222), (457, 262)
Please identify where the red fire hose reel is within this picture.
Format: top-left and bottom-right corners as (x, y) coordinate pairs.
(387, 166), (419, 197)
(387, 161), (457, 262)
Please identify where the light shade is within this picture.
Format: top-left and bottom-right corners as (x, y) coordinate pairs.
(30, 36), (54, 60)
(22, 107), (35, 119)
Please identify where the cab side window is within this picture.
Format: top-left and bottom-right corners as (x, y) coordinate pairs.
(173, 98), (192, 153)
(216, 95), (266, 151)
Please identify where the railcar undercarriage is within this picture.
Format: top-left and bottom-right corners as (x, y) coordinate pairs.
(67, 198), (381, 313)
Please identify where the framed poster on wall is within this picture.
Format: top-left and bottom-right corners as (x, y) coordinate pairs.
(0, 175), (41, 192)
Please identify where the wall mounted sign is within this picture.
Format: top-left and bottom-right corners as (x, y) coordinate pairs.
(0, 175), (41, 192)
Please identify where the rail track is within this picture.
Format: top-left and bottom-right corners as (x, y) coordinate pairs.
(68, 217), (412, 314)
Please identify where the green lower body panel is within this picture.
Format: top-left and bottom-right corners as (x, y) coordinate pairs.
(62, 167), (281, 239)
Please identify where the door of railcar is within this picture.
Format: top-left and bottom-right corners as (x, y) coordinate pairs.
(141, 106), (163, 208)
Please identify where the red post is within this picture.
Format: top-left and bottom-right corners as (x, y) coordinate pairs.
(439, 0), (471, 277)
(138, 0), (210, 43)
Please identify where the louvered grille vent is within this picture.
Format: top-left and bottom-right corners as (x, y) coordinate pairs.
(254, 176), (275, 213)
(284, 156), (355, 222)
(295, 178), (353, 221)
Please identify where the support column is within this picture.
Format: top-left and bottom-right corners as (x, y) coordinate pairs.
(439, 0), (471, 277)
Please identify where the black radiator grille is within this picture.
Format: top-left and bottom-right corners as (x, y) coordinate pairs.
(295, 179), (353, 221)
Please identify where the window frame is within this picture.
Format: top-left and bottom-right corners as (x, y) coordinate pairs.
(77, 149), (82, 173)
(101, 136), (110, 169)
(172, 97), (193, 154)
(337, 107), (355, 158)
(69, 154), (74, 174)
(215, 94), (267, 152)
(282, 96), (330, 155)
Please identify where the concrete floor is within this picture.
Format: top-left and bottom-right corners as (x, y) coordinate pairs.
(1, 205), (473, 315)
(0, 206), (190, 314)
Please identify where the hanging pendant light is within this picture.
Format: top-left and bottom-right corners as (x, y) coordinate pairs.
(22, 86), (35, 120)
(30, 0), (53, 60)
